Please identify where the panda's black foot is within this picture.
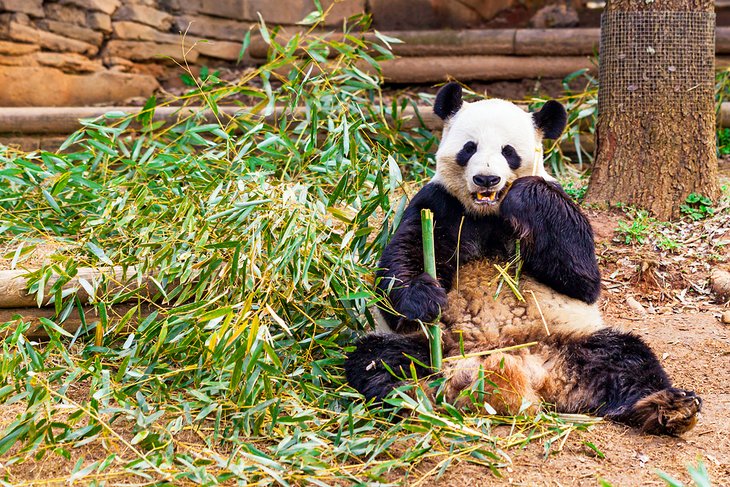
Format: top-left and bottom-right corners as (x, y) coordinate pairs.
(616, 388), (702, 436)
(344, 333), (431, 403)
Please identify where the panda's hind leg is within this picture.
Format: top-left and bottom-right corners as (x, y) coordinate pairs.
(442, 352), (541, 415)
(345, 333), (431, 402)
(608, 388), (702, 436)
(562, 328), (702, 436)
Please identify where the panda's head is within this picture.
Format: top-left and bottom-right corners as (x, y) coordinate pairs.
(432, 82), (567, 216)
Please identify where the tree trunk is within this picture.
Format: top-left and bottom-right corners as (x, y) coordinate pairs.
(585, 0), (718, 219)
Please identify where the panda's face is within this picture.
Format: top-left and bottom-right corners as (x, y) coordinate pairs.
(431, 83), (567, 216)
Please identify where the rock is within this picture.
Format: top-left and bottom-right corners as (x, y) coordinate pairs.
(1, 22), (98, 55)
(112, 21), (179, 43)
(0, 66), (159, 106)
(0, 40), (39, 55)
(0, 53), (33, 66)
(36, 51), (103, 73)
(0, 11), (30, 25)
(44, 3), (86, 25)
(0, 0), (44, 17)
(158, 0), (181, 11)
(43, 20), (104, 45)
(105, 40), (199, 63)
(186, 0), (247, 20)
(195, 39), (248, 61)
(626, 296), (647, 315)
(710, 268), (730, 301)
(722, 311), (730, 324)
(432, 0), (514, 27)
(530, 4), (580, 29)
(369, 0), (443, 29)
(114, 4), (174, 30)
(60, 0), (120, 15)
(319, 0), (366, 25)
(174, 14), (251, 42)
(87, 12), (112, 32)
(246, 0), (364, 25)
(125, 0), (159, 6)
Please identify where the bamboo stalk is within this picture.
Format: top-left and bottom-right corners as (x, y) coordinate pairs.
(420, 209), (442, 371)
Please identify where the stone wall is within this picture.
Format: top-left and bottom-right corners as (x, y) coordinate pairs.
(0, 0), (579, 106)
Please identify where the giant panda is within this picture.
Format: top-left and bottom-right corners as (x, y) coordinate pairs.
(345, 83), (702, 436)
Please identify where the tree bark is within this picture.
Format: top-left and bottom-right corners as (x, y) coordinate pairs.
(585, 0), (718, 219)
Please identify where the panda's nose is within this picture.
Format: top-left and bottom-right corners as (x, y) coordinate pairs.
(473, 174), (501, 188)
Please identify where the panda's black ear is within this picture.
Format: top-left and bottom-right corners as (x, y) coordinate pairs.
(532, 100), (567, 139)
(434, 82), (463, 120)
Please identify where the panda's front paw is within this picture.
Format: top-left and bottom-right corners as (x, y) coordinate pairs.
(396, 272), (447, 324)
(501, 176), (557, 236)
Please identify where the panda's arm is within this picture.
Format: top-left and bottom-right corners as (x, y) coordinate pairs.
(500, 176), (601, 304)
(376, 184), (459, 331)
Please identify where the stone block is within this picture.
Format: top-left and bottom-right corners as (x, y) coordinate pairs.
(112, 21), (179, 43)
(196, 0), (246, 20)
(0, 51), (103, 73)
(0, 53), (33, 66)
(246, 0), (364, 25)
(0, 0), (44, 17)
(195, 39), (247, 61)
(36, 51), (104, 73)
(87, 12), (112, 32)
(320, 0), (365, 25)
(0, 66), (160, 106)
(246, 0), (305, 24)
(452, 0), (514, 22)
(1, 22), (99, 55)
(114, 4), (174, 30)
(106, 40), (199, 63)
(174, 14), (251, 42)
(0, 40), (39, 55)
(370, 0), (509, 29)
(44, 3), (86, 25)
(60, 0), (120, 15)
(44, 20), (104, 45)
(158, 0), (183, 12)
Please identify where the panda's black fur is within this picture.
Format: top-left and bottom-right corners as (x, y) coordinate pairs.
(344, 83), (702, 436)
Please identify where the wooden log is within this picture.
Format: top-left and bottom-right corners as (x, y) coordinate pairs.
(384, 29), (515, 57)
(515, 28), (600, 56)
(0, 266), (154, 308)
(4, 100), (730, 153)
(0, 106), (244, 135)
(245, 28), (730, 59)
(378, 55), (596, 83)
(0, 302), (156, 340)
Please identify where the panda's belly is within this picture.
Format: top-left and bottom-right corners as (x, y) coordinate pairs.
(442, 259), (604, 356)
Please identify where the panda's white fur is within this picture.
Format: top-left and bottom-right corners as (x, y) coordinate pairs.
(433, 99), (554, 217)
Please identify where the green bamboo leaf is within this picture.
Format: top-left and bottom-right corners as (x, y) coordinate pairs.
(85, 241), (113, 265)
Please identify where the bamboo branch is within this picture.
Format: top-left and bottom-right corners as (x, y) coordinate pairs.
(420, 209), (442, 371)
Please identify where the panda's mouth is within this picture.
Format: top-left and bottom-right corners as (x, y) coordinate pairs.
(472, 186), (508, 206)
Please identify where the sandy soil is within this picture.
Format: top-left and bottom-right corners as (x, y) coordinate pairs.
(426, 311), (730, 487)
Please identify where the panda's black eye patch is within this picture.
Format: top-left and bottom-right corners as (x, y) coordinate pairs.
(501, 145), (521, 170)
(456, 141), (477, 167)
